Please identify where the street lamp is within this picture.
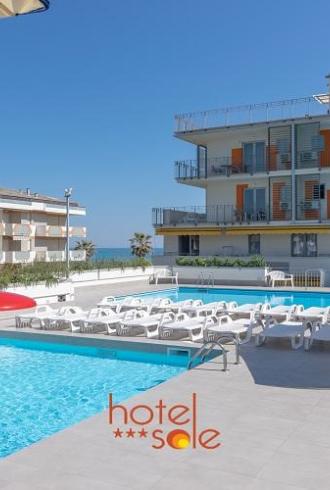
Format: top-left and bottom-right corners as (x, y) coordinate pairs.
(64, 187), (72, 278)
(0, 0), (49, 17)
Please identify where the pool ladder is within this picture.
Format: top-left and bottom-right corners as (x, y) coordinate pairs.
(188, 336), (240, 372)
(198, 271), (215, 287)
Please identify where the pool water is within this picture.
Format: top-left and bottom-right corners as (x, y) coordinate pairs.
(0, 338), (185, 458)
(132, 286), (330, 309)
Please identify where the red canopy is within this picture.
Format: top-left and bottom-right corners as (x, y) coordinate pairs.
(0, 292), (36, 311)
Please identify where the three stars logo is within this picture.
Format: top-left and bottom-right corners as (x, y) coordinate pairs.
(113, 427), (148, 439)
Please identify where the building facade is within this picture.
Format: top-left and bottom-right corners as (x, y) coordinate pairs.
(0, 188), (86, 264)
(153, 87), (330, 273)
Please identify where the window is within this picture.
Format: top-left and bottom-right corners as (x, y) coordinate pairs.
(312, 184), (325, 200)
(248, 234), (260, 255)
(291, 234), (317, 257)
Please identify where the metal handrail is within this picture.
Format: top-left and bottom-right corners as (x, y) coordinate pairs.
(187, 335), (240, 372)
(175, 95), (328, 132)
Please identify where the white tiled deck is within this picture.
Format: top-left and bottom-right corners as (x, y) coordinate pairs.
(0, 282), (330, 489)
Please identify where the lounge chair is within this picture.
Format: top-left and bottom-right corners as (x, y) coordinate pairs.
(117, 312), (175, 338)
(168, 299), (200, 314)
(16, 305), (58, 328)
(260, 304), (304, 325)
(296, 306), (330, 324)
(40, 306), (89, 331)
(97, 296), (146, 313)
(182, 301), (227, 318)
(204, 315), (255, 344)
(159, 313), (218, 342)
(80, 309), (140, 335)
(267, 270), (294, 288)
(304, 322), (330, 350)
(226, 302), (270, 322)
(255, 318), (312, 349)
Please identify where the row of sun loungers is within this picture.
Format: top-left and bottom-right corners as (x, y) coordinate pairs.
(15, 298), (330, 350)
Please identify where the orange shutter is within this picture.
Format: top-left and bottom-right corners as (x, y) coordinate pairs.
(268, 145), (277, 171)
(304, 180), (319, 219)
(327, 190), (330, 219)
(236, 184), (248, 211)
(231, 148), (243, 171)
(320, 129), (330, 167)
(272, 182), (285, 220)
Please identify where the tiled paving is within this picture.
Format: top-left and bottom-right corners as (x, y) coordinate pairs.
(0, 282), (330, 489)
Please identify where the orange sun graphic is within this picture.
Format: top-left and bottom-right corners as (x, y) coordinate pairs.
(166, 429), (190, 449)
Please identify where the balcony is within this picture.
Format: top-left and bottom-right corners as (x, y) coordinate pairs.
(1, 223), (34, 238)
(3, 250), (86, 264)
(35, 225), (87, 238)
(153, 206), (270, 227)
(175, 149), (330, 183)
(175, 95), (329, 133)
(153, 201), (330, 228)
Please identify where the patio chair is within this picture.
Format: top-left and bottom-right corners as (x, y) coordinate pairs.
(226, 302), (270, 322)
(182, 301), (226, 318)
(40, 306), (89, 331)
(260, 304), (304, 325)
(296, 306), (330, 324)
(267, 270), (294, 288)
(153, 270), (179, 285)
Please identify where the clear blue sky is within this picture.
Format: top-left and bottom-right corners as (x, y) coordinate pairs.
(1, 0), (329, 247)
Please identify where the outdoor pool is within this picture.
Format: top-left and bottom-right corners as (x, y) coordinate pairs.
(130, 286), (330, 309)
(0, 337), (186, 458)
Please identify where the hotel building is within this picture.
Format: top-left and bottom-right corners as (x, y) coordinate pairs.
(153, 79), (330, 273)
(0, 188), (86, 264)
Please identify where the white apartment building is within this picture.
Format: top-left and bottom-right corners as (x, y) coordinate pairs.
(153, 80), (330, 273)
(0, 188), (86, 264)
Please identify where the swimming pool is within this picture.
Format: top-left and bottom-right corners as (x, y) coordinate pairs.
(0, 337), (186, 458)
(130, 286), (330, 308)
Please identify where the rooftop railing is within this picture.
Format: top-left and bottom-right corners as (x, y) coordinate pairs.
(175, 95), (329, 133)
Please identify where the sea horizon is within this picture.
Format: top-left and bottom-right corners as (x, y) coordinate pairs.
(93, 247), (163, 260)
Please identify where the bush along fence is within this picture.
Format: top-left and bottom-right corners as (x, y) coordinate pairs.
(0, 258), (151, 289)
(175, 255), (267, 268)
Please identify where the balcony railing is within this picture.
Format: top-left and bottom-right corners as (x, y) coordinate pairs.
(2, 250), (86, 264)
(153, 202), (330, 227)
(175, 150), (330, 181)
(35, 225), (87, 238)
(153, 206), (270, 227)
(175, 95), (329, 133)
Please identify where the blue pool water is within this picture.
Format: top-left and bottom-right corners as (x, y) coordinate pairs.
(130, 286), (330, 308)
(0, 338), (185, 458)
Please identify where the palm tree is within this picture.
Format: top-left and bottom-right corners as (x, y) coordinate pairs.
(129, 233), (152, 258)
(74, 240), (96, 260)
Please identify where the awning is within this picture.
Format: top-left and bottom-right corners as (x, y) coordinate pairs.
(0, 0), (49, 17)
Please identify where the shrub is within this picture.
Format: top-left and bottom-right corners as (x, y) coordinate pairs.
(175, 255), (266, 268)
(0, 258), (152, 289)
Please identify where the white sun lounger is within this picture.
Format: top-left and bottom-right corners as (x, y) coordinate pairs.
(204, 315), (255, 344)
(182, 301), (226, 317)
(159, 314), (217, 342)
(261, 304), (304, 325)
(97, 296), (147, 313)
(117, 312), (175, 338)
(16, 305), (60, 328)
(304, 322), (330, 350)
(40, 306), (89, 331)
(296, 306), (330, 323)
(255, 319), (312, 349)
(80, 309), (140, 335)
(226, 302), (270, 322)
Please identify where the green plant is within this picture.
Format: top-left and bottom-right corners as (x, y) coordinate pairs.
(175, 255), (266, 268)
(74, 240), (96, 260)
(0, 258), (152, 288)
(129, 233), (152, 258)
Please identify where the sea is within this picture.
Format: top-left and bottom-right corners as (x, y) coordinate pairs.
(93, 248), (163, 261)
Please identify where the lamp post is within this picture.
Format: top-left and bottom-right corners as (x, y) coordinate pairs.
(64, 187), (72, 279)
(0, 0), (49, 17)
